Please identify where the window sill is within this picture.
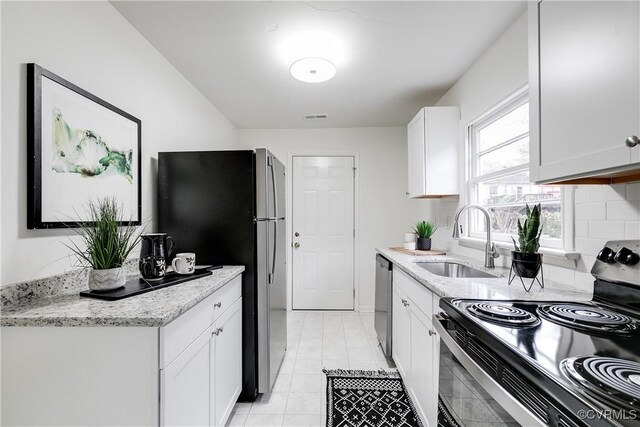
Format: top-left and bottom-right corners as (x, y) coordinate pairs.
(457, 237), (580, 269)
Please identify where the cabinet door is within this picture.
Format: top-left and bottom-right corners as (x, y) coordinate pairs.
(392, 288), (411, 379)
(407, 109), (426, 198)
(409, 306), (438, 427)
(534, 1), (639, 182)
(161, 327), (211, 426)
(211, 298), (243, 427)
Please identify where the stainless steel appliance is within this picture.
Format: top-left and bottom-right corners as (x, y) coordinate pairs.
(374, 254), (393, 359)
(435, 240), (640, 427)
(158, 149), (287, 400)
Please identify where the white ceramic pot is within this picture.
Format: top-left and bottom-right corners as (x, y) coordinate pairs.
(88, 267), (127, 291)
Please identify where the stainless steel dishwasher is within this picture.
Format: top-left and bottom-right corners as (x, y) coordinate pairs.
(374, 254), (393, 359)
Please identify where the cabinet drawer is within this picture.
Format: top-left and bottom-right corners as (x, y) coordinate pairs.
(161, 275), (242, 368)
(393, 268), (433, 319)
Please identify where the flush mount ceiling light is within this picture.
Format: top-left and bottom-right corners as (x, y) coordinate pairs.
(289, 57), (336, 83)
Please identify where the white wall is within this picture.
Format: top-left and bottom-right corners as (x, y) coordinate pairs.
(238, 127), (421, 311)
(1, 1), (237, 285)
(420, 11), (640, 290)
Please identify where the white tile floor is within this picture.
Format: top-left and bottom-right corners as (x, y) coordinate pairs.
(226, 311), (396, 427)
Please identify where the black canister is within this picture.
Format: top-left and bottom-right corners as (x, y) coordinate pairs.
(139, 233), (175, 281)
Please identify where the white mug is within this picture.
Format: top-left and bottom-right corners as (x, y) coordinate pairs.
(172, 253), (196, 275)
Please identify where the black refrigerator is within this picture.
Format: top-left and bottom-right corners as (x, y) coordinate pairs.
(158, 149), (287, 400)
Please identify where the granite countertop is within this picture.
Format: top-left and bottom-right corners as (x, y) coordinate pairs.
(377, 248), (593, 302)
(0, 266), (244, 327)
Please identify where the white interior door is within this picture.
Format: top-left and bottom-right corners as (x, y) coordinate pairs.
(292, 156), (355, 310)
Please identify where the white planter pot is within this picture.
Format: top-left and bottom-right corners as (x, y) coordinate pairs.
(88, 267), (126, 291)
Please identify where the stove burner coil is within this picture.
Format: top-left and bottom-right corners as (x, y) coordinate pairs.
(562, 357), (640, 409)
(537, 304), (638, 334)
(467, 302), (540, 326)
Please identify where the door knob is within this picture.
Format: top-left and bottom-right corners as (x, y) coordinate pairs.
(294, 232), (300, 237)
(294, 242), (300, 248)
(626, 135), (639, 147)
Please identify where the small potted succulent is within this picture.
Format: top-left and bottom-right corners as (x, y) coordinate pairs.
(66, 197), (141, 291)
(511, 203), (543, 278)
(413, 220), (437, 251)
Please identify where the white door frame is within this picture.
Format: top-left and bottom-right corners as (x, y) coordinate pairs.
(286, 152), (360, 312)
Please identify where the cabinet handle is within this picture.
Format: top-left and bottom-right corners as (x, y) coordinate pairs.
(214, 302), (222, 309)
(405, 192), (410, 196)
(212, 327), (224, 336)
(428, 329), (436, 336)
(401, 299), (409, 307)
(626, 135), (639, 147)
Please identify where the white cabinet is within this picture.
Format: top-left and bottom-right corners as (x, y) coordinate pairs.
(210, 298), (243, 427)
(529, 1), (640, 184)
(392, 268), (440, 427)
(392, 287), (411, 378)
(162, 328), (212, 426)
(409, 304), (439, 427)
(1, 274), (243, 427)
(407, 106), (460, 198)
(161, 276), (243, 427)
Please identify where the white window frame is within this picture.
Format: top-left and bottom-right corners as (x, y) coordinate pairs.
(466, 87), (573, 251)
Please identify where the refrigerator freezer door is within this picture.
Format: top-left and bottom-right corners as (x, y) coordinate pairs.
(267, 153), (286, 219)
(255, 149), (269, 220)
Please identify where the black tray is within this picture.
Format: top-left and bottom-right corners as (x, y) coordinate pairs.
(79, 266), (222, 301)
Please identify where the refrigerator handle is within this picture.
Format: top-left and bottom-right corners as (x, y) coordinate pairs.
(269, 157), (277, 284)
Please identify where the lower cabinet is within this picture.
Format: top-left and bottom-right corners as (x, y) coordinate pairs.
(408, 302), (439, 427)
(162, 328), (212, 426)
(161, 280), (243, 427)
(161, 297), (243, 427)
(392, 268), (440, 427)
(210, 298), (243, 427)
(392, 287), (411, 378)
(0, 275), (244, 427)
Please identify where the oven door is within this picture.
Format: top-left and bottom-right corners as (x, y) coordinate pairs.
(434, 313), (544, 427)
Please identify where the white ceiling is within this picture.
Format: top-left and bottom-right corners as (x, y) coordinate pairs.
(112, 1), (526, 129)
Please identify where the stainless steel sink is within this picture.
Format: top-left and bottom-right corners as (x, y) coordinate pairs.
(416, 262), (496, 278)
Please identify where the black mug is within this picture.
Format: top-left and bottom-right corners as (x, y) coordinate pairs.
(139, 256), (166, 281)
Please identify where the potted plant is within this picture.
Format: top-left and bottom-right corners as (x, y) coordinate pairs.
(413, 220), (437, 251)
(511, 203), (543, 278)
(67, 197), (141, 291)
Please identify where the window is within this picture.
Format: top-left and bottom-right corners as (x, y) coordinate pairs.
(468, 90), (563, 249)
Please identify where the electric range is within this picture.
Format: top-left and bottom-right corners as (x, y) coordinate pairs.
(435, 240), (640, 427)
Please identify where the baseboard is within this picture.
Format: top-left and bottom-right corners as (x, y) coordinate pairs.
(358, 305), (374, 313)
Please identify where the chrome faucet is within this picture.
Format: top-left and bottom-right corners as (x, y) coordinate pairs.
(452, 204), (500, 268)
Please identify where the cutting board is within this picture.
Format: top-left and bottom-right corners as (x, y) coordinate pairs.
(389, 247), (446, 256)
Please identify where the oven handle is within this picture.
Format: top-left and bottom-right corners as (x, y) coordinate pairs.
(434, 314), (546, 427)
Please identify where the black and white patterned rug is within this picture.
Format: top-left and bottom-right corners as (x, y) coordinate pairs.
(324, 369), (424, 427)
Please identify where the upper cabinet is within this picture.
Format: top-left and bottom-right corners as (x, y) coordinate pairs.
(529, 1), (640, 184)
(407, 106), (460, 198)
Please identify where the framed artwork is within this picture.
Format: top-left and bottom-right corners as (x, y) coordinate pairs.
(27, 63), (141, 229)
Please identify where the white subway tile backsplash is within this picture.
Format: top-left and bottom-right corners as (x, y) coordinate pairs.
(575, 237), (607, 258)
(626, 221), (640, 239)
(587, 184), (627, 202)
(606, 200), (640, 221)
(575, 202), (606, 220)
(543, 264), (575, 285)
(574, 187), (590, 204)
(575, 220), (589, 238)
(588, 221), (625, 240)
(627, 183), (640, 201)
